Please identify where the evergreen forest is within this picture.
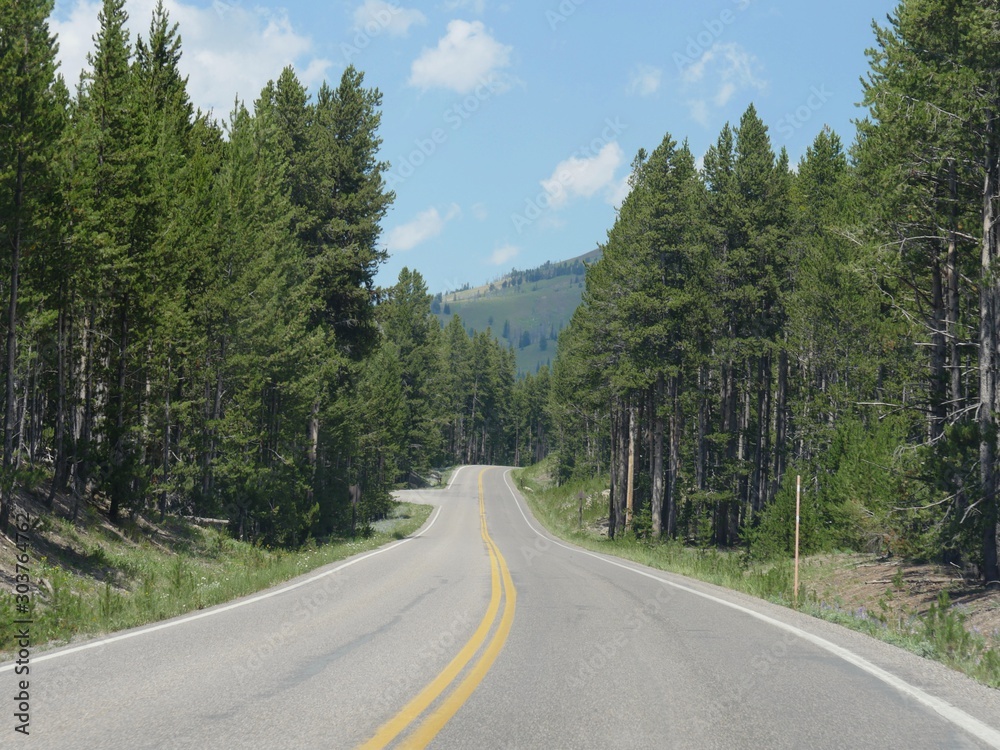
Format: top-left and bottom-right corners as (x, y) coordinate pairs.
(2, 0), (1000, 592)
(548, 2), (1000, 587)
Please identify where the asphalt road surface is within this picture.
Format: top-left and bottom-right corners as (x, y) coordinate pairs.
(4, 466), (1000, 749)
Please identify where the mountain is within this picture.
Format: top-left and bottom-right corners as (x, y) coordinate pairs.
(433, 249), (600, 375)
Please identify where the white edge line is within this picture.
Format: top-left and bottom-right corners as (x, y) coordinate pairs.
(1, 504), (445, 673)
(501, 470), (1000, 749)
(445, 465), (467, 490)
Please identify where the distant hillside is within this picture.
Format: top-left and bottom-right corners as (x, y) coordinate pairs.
(434, 249), (600, 374)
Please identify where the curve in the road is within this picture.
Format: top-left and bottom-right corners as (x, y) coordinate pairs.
(500, 469), (1000, 749)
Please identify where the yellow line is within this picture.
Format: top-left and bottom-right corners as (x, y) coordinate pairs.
(358, 469), (509, 749)
(397, 472), (518, 749)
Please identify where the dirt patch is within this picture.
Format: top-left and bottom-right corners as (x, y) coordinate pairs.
(802, 554), (1000, 648)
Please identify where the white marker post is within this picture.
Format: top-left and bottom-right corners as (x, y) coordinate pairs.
(794, 475), (801, 608)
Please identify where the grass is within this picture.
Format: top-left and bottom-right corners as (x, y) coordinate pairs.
(513, 457), (1000, 689)
(0, 502), (432, 659)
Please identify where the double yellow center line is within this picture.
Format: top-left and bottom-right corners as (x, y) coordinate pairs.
(359, 469), (517, 749)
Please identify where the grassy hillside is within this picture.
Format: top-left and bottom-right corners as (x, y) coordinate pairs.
(435, 249), (599, 374)
(0, 486), (433, 658)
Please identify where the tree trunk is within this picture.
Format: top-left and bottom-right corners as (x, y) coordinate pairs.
(930, 251), (947, 441)
(697, 364), (708, 492)
(667, 375), (680, 539)
(980, 101), (1000, 589)
(947, 159), (963, 417)
(0, 136), (25, 532)
(626, 401), (636, 531)
(78, 303), (96, 502)
(48, 301), (68, 508)
(159, 353), (171, 520)
(772, 346), (789, 499)
(108, 299), (129, 522)
(608, 397), (619, 539)
(651, 375), (665, 537)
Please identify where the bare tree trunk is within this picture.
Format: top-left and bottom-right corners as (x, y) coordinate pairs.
(980, 101), (1000, 589)
(48, 301), (68, 508)
(651, 375), (665, 537)
(78, 303), (96, 502)
(754, 353), (773, 513)
(717, 362), (736, 546)
(626, 402), (636, 531)
(734, 372), (751, 542)
(608, 397), (619, 540)
(697, 364), (708, 492)
(308, 397), (320, 495)
(0, 141), (25, 532)
(930, 251), (947, 441)
(979, 102), (1000, 587)
(159, 353), (171, 520)
(108, 299), (129, 522)
(667, 376), (680, 539)
(772, 346), (789, 499)
(947, 159), (964, 417)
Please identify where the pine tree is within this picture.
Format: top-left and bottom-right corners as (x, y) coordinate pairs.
(0, 0), (63, 529)
(863, 0), (1000, 585)
(379, 268), (444, 476)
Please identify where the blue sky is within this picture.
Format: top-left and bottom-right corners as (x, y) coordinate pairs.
(53, 0), (899, 294)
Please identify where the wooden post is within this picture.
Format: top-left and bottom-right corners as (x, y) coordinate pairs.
(794, 475), (801, 607)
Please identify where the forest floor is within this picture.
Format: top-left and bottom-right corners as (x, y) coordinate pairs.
(802, 554), (1000, 650)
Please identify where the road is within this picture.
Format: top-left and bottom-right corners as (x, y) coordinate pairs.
(4, 466), (1000, 748)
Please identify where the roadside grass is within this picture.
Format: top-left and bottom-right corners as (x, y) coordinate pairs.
(0, 502), (431, 659)
(513, 458), (1000, 689)
(431, 466), (457, 489)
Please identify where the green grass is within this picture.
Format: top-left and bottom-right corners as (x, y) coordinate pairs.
(513, 457), (1000, 689)
(0, 502), (432, 659)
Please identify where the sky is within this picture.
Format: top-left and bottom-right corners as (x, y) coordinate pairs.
(52, 0), (899, 294)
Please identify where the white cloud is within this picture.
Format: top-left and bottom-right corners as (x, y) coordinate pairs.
(627, 64), (661, 97)
(50, 0), (101, 88)
(443, 0), (487, 11)
(409, 20), (512, 94)
(51, 0), (331, 115)
(715, 81), (738, 107)
(353, 0), (426, 37)
(385, 204), (461, 252)
(681, 42), (766, 124)
(472, 202), (489, 221)
(608, 174), (632, 208)
(489, 244), (519, 266)
(541, 142), (625, 209)
(688, 99), (710, 126)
